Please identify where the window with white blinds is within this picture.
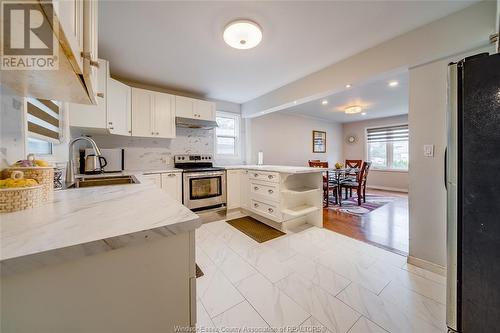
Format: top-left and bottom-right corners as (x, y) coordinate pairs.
(366, 124), (409, 143)
(366, 124), (409, 170)
(26, 97), (61, 142)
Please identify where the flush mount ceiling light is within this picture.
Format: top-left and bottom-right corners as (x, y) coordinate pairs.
(223, 20), (262, 50)
(321, 100), (328, 105)
(388, 80), (399, 87)
(344, 105), (362, 114)
(345, 84), (352, 88)
(361, 112), (367, 116)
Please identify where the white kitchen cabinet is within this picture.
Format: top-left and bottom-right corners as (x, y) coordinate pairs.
(107, 78), (131, 136)
(141, 174), (162, 188)
(81, 0), (99, 103)
(175, 96), (215, 121)
(132, 88), (176, 139)
(240, 170), (249, 209)
(161, 173), (182, 202)
(195, 100), (215, 121)
(5, 0), (98, 104)
(226, 170), (241, 209)
(69, 59), (108, 128)
(175, 96), (194, 119)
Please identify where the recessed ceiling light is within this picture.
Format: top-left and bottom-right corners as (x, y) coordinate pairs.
(223, 20), (262, 50)
(345, 84), (352, 88)
(293, 101), (297, 104)
(345, 106), (362, 114)
(361, 112), (367, 116)
(388, 80), (399, 87)
(321, 100), (328, 105)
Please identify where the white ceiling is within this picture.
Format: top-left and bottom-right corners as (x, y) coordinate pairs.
(279, 70), (408, 123)
(99, 0), (477, 104)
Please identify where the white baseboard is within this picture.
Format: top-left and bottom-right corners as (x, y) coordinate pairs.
(367, 185), (408, 193)
(407, 255), (446, 276)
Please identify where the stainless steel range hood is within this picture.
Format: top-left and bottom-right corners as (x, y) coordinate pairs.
(176, 117), (218, 129)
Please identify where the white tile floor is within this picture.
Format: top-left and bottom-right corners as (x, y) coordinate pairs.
(196, 220), (447, 333)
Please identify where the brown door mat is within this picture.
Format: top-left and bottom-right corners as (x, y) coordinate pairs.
(226, 216), (285, 243)
(195, 264), (204, 278)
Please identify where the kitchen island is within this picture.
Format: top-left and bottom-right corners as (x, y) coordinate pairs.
(223, 165), (326, 231)
(0, 173), (200, 333)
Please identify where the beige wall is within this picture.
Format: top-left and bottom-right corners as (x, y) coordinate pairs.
(408, 45), (494, 269)
(343, 114), (409, 192)
(247, 112), (342, 166)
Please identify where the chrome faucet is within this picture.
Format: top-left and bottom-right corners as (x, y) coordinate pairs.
(66, 136), (102, 185)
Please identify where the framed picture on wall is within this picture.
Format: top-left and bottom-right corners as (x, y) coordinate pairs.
(312, 130), (326, 153)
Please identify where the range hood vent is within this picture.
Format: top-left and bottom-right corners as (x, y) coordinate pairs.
(175, 117), (218, 130)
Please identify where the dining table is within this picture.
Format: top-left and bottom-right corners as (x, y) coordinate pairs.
(326, 167), (360, 206)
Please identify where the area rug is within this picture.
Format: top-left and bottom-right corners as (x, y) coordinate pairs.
(226, 216), (285, 243)
(328, 194), (394, 216)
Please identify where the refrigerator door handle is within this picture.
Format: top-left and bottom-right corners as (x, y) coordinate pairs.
(444, 147), (447, 189)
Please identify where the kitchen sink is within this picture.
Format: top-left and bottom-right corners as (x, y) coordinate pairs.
(69, 175), (138, 188)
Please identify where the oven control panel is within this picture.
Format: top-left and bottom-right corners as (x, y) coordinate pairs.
(174, 154), (213, 163)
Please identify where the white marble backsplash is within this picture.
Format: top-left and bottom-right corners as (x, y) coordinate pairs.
(78, 127), (214, 170)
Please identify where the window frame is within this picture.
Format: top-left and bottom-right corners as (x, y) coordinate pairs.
(214, 111), (241, 160)
(365, 123), (409, 172)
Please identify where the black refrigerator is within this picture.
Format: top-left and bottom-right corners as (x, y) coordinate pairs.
(446, 52), (500, 332)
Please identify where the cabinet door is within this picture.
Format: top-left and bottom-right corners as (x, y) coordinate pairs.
(227, 170), (241, 209)
(107, 78), (131, 136)
(69, 59), (108, 128)
(141, 174), (162, 188)
(45, 0), (84, 74)
(131, 88), (154, 137)
(240, 170), (249, 209)
(175, 96), (194, 118)
(161, 173), (182, 202)
(195, 100), (215, 121)
(154, 92), (176, 138)
(81, 0), (99, 103)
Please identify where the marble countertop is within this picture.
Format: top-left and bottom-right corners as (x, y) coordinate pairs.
(221, 165), (327, 174)
(0, 173), (200, 263)
(74, 168), (182, 179)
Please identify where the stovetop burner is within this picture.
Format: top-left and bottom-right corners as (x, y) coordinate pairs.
(174, 154), (224, 173)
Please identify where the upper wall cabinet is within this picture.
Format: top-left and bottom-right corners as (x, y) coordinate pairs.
(175, 96), (215, 121)
(131, 88), (175, 139)
(0, 0), (99, 105)
(69, 59), (132, 136)
(107, 78), (131, 136)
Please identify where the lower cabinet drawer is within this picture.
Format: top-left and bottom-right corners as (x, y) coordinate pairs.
(248, 171), (280, 183)
(250, 199), (282, 221)
(250, 181), (279, 202)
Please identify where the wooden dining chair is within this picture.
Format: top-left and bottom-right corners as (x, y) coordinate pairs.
(344, 160), (363, 197)
(340, 161), (372, 205)
(308, 160), (338, 206)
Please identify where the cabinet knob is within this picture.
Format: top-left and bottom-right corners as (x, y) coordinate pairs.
(156, 132), (159, 135)
(89, 60), (99, 68)
(109, 127), (114, 130)
(268, 189), (274, 194)
(108, 122), (113, 125)
(254, 186), (259, 191)
(151, 132), (155, 135)
(97, 93), (104, 98)
(254, 203), (259, 208)
(268, 208), (274, 213)
(168, 174), (176, 177)
(128, 130), (132, 134)
(268, 175), (273, 179)
(254, 173), (258, 177)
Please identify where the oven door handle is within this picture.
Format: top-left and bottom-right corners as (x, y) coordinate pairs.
(184, 171), (225, 178)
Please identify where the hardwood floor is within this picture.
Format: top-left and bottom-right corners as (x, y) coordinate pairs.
(323, 189), (409, 256)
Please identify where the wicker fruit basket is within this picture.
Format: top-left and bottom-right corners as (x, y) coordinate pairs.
(0, 185), (44, 213)
(2, 167), (54, 202)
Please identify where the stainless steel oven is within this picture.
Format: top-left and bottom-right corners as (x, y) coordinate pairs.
(183, 170), (226, 211)
(175, 154), (226, 211)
